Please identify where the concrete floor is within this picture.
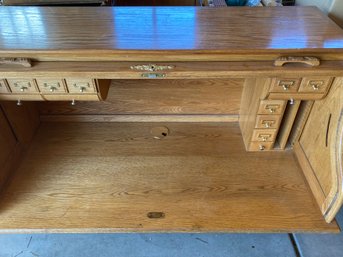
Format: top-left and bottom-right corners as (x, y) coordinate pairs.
(0, 209), (342, 257)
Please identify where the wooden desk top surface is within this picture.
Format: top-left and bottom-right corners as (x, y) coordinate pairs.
(0, 6), (343, 60)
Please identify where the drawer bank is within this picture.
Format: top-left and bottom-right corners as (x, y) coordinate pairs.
(0, 6), (343, 233)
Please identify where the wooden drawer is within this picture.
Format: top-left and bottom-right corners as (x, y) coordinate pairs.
(36, 78), (67, 94)
(0, 79), (10, 94)
(252, 129), (277, 142)
(7, 79), (38, 94)
(255, 115), (281, 129)
(298, 77), (332, 94)
(270, 78), (301, 93)
(248, 141), (274, 151)
(65, 78), (96, 94)
(258, 100), (286, 115)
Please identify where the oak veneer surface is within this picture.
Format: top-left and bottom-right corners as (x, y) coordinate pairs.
(0, 7), (343, 60)
(38, 79), (243, 115)
(0, 122), (338, 233)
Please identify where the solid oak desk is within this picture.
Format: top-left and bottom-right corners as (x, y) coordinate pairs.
(0, 6), (343, 233)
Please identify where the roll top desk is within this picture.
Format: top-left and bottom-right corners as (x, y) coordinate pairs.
(0, 6), (343, 233)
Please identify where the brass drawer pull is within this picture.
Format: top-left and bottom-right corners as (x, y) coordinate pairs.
(20, 86), (27, 92)
(0, 57), (32, 68)
(131, 64), (174, 72)
(262, 120), (275, 128)
(258, 134), (271, 142)
(309, 81), (324, 91)
(141, 73), (166, 79)
(265, 104), (280, 113)
(279, 80), (295, 91)
(274, 56), (320, 67)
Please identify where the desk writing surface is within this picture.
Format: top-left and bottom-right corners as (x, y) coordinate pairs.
(0, 6), (343, 59)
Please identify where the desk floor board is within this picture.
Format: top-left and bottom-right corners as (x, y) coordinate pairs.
(0, 122), (338, 233)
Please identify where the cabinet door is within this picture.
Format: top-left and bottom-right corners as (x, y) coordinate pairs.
(0, 106), (17, 187)
(295, 77), (343, 223)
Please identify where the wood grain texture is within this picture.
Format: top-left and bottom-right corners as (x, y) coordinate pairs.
(39, 114), (239, 123)
(1, 61), (343, 79)
(276, 100), (301, 150)
(297, 77), (343, 222)
(0, 122), (338, 233)
(0, 102), (40, 144)
(39, 79), (243, 115)
(0, 107), (17, 189)
(115, 0), (197, 6)
(0, 7), (343, 61)
(239, 78), (271, 150)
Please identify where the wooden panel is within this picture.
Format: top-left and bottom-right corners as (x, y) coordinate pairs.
(115, 0), (196, 5)
(296, 77), (343, 222)
(0, 80), (10, 94)
(275, 100), (301, 150)
(1, 61), (343, 79)
(239, 78), (270, 149)
(0, 107), (17, 189)
(40, 114), (239, 123)
(39, 79), (243, 115)
(0, 102), (40, 145)
(0, 122), (338, 233)
(0, 7), (343, 61)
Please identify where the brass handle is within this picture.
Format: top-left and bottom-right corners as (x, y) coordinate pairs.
(79, 87), (86, 93)
(141, 73), (166, 79)
(0, 58), (32, 68)
(50, 86), (57, 92)
(20, 86), (27, 92)
(131, 64), (174, 72)
(279, 80), (295, 91)
(259, 145), (265, 151)
(258, 134), (271, 142)
(262, 120), (275, 128)
(309, 81), (324, 91)
(265, 104), (280, 113)
(274, 56), (320, 67)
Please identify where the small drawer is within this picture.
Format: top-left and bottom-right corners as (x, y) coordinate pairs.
(270, 78), (301, 93)
(7, 79), (38, 94)
(248, 141), (274, 151)
(258, 100), (286, 115)
(298, 77), (332, 93)
(0, 79), (10, 93)
(36, 79), (67, 94)
(255, 115), (281, 129)
(66, 79), (96, 94)
(252, 129), (277, 142)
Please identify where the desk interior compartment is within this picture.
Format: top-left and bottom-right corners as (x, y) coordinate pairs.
(0, 99), (339, 233)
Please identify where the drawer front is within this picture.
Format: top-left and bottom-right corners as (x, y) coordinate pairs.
(298, 77), (332, 93)
(66, 79), (96, 93)
(248, 141), (274, 151)
(252, 129), (277, 142)
(270, 78), (301, 93)
(255, 115), (281, 129)
(36, 79), (67, 94)
(0, 79), (10, 93)
(258, 100), (286, 115)
(7, 79), (38, 94)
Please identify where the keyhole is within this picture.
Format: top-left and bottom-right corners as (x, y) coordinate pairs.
(150, 126), (169, 139)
